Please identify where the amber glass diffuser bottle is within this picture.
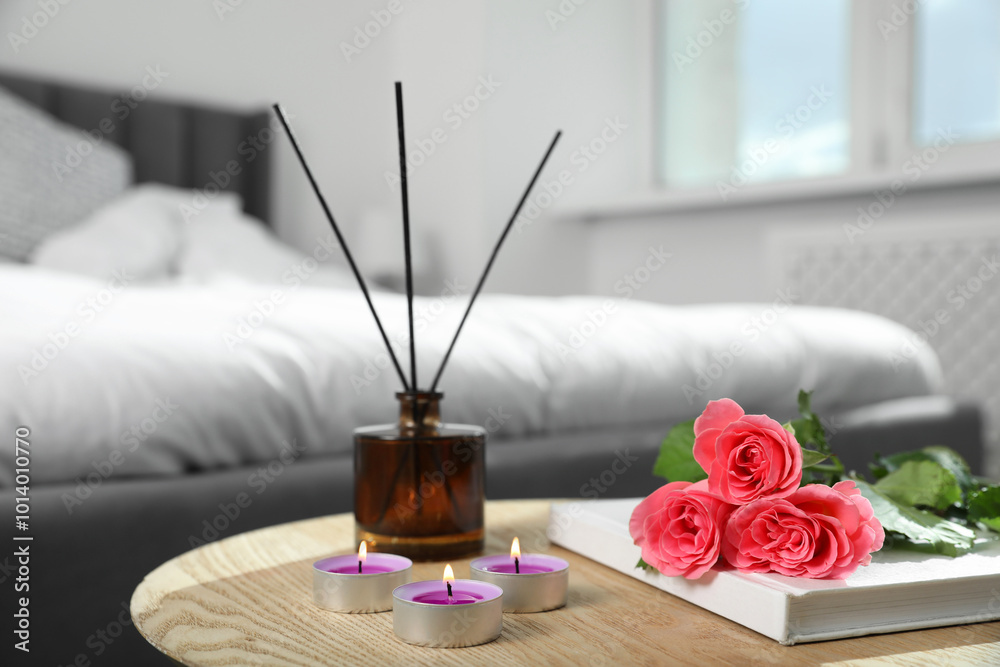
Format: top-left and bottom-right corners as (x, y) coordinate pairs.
(354, 392), (485, 560)
(275, 86), (559, 563)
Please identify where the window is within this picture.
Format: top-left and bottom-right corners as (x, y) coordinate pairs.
(913, 0), (1000, 147)
(657, 0), (1000, 193)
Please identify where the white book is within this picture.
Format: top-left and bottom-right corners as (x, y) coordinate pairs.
(548, 498), (1000, 645)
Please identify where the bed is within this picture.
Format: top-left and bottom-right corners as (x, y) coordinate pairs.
(0, 72), (985, 665)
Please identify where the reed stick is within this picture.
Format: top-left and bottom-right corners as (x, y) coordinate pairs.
(428, 130), (562, 392)
(272, 103), (411, 391)
(394, 82), (418, 391)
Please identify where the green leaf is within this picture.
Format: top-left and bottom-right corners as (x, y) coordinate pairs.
(800, 449), (829, 468)
(854, 479), (976, 556)
(869, 453), (890, 481)
(797, 389), (813, 420)
(788, 415), (826, 451)
(636, 557), (655, 572)
(874, 460), (962, 511)
(873, 447), (975, 496)
(782, 421), (795, 436)
(652, 419), (707, 483)
(968, 486), (1000, 532)
(790, 390), (844, 484)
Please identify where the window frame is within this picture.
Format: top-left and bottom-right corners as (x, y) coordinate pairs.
(637, 0), (1000, 211)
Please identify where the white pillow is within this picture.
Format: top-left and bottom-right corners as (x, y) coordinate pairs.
(178, 208), (357, 290)
(30, 184), (189, 281)
(34, 180), (358, 289)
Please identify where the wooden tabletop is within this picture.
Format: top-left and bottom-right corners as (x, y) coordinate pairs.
(132, 499), (1000, 666)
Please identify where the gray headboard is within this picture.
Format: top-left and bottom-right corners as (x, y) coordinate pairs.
(0, 71), (272, 225)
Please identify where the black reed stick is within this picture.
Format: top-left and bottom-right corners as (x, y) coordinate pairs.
(273, 103), (411, 392)
(428, 130), (562, 392)
(395, 82), (418, 391)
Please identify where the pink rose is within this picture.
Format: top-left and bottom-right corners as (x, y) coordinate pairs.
(629, 480), (735, 579)
(693, 398), (803, 503)
(722, 481), (885, 579)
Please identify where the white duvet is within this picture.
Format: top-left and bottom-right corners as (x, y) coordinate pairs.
(0, 187), (943, 486)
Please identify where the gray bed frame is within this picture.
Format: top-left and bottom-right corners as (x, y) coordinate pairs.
(0, 72), (986, 665)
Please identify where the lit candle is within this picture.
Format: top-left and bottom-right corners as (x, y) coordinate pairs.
(469, 537), (569, 612)
(392, 564), (504, 647)
(312, 542), (412, 613)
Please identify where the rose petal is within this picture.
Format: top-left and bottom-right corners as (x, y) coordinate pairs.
(693, 399), (745, 475)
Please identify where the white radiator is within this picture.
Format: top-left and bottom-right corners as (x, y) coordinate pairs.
(769, 220), (1000, 477)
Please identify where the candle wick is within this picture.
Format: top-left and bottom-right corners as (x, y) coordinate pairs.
(515, 557), (520, 574)
(358, 560), (362, 574)
(446, 581), (453, 598)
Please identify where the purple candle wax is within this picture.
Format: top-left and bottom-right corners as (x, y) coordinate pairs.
(314, 553), (411, 575)
(412, 591), (480, 605)
(470, 553), (568, 574)
(392, 579), (501, 605)
(324, 564), (395, 575)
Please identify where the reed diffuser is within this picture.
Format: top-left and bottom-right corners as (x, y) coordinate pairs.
(274, 84), (560, 560)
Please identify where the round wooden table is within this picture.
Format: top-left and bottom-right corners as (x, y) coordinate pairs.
(132, 500), (1000, 666)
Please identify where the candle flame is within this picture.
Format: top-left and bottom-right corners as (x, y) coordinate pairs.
(358, 541), (367, 562)
(443, 564), (455, 583)
(511, 537), (521, 560)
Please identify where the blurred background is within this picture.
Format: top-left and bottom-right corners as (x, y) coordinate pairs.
(3, 1), (1000, 663)
(2, 1), (999, 461)
(4, 0), (995, 468)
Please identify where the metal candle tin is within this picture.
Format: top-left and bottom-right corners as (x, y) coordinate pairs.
(392, 579), (504, 647)
(469, 553), (569, 612)
(312, 553), (412, 613)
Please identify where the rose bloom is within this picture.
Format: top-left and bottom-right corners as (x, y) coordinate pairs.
(693, 398), (802, 503)
(722, 481), (885, 579)
(629, 480), (735, 579)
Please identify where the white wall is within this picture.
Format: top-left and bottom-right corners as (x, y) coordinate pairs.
(1, 1), (391, 262)
(5, 0), (996, 307)
(585, 182), (1000, 306)
(0, 0), (643, 297)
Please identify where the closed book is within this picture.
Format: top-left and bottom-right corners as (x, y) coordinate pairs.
(548, 498), (1000, 645)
